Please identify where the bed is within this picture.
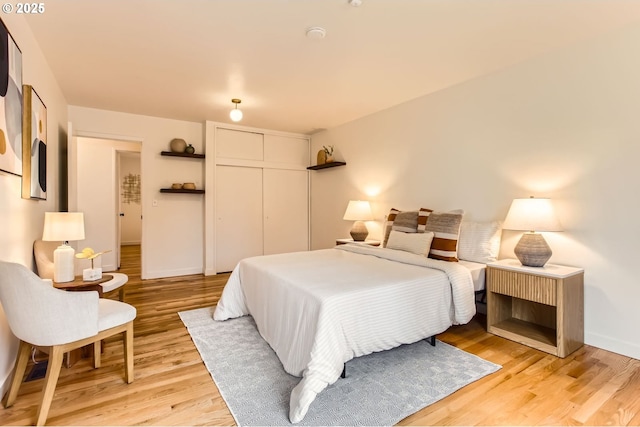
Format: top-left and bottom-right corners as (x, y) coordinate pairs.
(213, 243), (476, 423)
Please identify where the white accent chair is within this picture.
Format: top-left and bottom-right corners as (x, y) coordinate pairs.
(33, 240), (128, 301)
(0, 261), (136, 426)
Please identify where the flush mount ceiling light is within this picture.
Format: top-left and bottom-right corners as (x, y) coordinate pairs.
(230, 98), (243, 122)
(306, 26), (326, 40)
(348, 0), (362, 6)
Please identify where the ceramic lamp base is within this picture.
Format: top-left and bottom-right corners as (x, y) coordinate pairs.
(350, 220), (369, 241)
(514, 232), (552, 267)
(53, 244), (75, 283)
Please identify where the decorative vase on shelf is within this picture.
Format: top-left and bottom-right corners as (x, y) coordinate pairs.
(317, 150), (326, 165)
(170, 138), (187, 153)
(185, 144), (195, 154)
(322, 145), (334, 164)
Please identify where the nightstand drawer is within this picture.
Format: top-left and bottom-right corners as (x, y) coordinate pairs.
(488, 267), (557, 306)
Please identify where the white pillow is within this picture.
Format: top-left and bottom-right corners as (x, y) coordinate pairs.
(457, 221), (502, 264)
(386, 230), (434, 257)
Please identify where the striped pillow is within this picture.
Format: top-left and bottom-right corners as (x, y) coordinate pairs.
(383, 209), (419, 247)
(417, 208), (464, 262)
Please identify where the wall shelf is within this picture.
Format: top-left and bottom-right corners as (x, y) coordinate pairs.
(160, 151), (205, 194)
(160, 188), (205, 194)
(307, 161), (346, 170)
(160, 151), (205, 159)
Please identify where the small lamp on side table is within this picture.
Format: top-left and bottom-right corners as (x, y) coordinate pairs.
(502, 197), (563, 267)
(42, 212), (85, 283)
(343, 200), (374, 241)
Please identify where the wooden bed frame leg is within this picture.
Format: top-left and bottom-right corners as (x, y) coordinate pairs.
(341, 364), (346, 378)
(427, 335), (436, 346)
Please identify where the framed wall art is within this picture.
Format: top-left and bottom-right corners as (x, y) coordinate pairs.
(22, 84), (47, 200)
(0, 18), (23, 177)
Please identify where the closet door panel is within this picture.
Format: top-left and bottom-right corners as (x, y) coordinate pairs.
(215, 166), (263, 272)
(263, 135), (309, 166)
(216, 128), (263, 161)
(263, 169), (309, 255)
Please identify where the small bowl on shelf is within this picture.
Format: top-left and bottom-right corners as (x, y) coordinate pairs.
(171, 183), (183, 190)
(182, 182), (196, 190)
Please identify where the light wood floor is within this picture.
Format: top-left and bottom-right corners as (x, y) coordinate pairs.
(1, 245), (639, 426)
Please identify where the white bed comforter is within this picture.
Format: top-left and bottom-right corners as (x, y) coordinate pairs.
(213, 244), (475, 423)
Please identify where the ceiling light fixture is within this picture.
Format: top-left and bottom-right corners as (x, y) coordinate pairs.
(348, 0), (362, 6)
(306, 27), (326, 40)
(230, 98), (243, 122)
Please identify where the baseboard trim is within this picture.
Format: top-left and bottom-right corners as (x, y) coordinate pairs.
(585, 331), (640, 360)
(144, 267), (204, 280)
(1, 371), (10, 402)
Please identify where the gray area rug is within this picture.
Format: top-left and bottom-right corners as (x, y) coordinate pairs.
(179, 306), (500, 426)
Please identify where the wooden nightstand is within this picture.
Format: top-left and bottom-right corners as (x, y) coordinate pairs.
(486, 259), (584, 358)
(336, 238), (381, 246)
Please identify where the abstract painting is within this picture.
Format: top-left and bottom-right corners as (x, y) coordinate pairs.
(22, 85), (47, 200)
(0, 18), (23, 177)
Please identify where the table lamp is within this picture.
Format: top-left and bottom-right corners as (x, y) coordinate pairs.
(502, 197), (562, 267)
(42, 212), (86, 282)
(343, 200), (373, 241)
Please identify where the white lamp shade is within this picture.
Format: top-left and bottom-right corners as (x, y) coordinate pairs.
(42, 212), (86, 242)
(230, 108), (243, 122)
(502, 198), (562, 232)
(343, 200), (373, 221)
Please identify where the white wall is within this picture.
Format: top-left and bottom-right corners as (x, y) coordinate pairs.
(0, 15), (68, 397)
(68, 107), (204, 279)
(311, 22), (640, 360)
(119, 153), (142, 245)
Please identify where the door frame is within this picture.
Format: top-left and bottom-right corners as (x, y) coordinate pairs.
(68, 124), (143, 274)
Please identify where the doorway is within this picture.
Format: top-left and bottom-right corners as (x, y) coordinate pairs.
(72, 136), (142, 273)
(117, 151), (142, 268)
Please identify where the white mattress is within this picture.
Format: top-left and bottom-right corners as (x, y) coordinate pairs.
(459, 259), (486, 292)
(214, 245), (476, 423)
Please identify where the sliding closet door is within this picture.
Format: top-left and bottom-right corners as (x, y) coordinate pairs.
(263, 168), (309, 255)
(215, 166), (263, 272)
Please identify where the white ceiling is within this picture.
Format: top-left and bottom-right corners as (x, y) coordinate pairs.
(25, 0), (640, 135)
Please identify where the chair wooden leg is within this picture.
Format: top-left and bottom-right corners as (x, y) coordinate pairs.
(3, 340), (31, 408)
(124, 322), (134, 383)
(93, 340), (101, 369)
(36, 346), (63, 426)
(118, 287), (125, 301)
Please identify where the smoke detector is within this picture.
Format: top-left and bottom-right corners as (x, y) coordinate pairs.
(306, 27), (326, 40)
